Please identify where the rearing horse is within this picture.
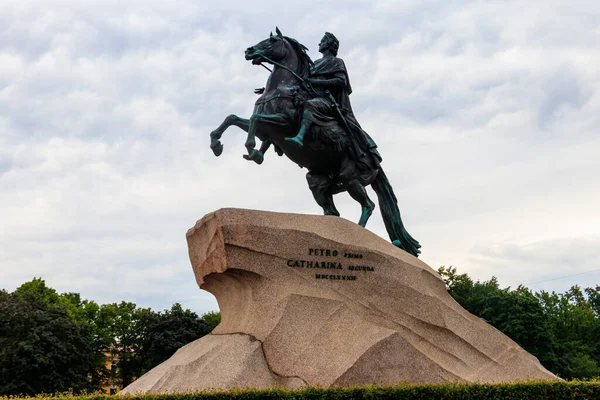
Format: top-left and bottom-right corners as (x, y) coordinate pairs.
(209, 28), (421, 257)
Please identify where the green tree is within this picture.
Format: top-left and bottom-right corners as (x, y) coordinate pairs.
(586, 286), (600, 370)
(586, 286), (600, 317)
(94, 301), (150, 388)
(201, 310), (221, 331)
(13, 277), (61, 305)
(14, 279), (113, 391)
(440, 266), (600, 380)
(72, 299), (113, 391)
(0, 290), (94, 395)
(477, 285), (557, 370)
(2, 279), (219, 393)
(537, 286), (600, 379)
(138, 304), (210, 374)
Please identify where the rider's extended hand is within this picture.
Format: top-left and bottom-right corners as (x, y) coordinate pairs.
(254, 87), (265, 95)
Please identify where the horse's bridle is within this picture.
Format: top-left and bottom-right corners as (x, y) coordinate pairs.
(255, 53), (308, 84)
(252, 51), (318, 106)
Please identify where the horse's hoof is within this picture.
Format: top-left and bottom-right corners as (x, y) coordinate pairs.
(285, 136), (304, 147)
(358, 204), (375, 227)
(211, 142), (223, 156)
(242, 150), (263, 165)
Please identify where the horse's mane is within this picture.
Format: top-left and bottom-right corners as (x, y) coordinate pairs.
(283, 36), (313, 78)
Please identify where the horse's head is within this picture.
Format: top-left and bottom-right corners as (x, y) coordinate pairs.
(245, 27), (290, 65)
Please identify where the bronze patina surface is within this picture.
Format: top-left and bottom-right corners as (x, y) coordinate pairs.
(209, 28), (420, 257)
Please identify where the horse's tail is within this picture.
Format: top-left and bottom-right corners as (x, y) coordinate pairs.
(371, 168), (421, 257)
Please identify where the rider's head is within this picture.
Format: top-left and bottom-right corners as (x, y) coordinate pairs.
(319, 32), (339, 56)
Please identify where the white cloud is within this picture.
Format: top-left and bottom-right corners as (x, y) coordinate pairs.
(0, 0), (599, 314)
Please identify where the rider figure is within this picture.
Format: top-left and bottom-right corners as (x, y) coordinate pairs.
(286, 32), (381, 170)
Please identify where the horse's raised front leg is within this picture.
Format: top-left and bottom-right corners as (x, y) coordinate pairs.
(242, 139), (271, 165)
(210, 114), (250, 157)
(244, 111), (287, 160)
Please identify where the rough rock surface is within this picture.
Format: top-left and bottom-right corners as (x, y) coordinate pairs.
(121, 208), (556, 394)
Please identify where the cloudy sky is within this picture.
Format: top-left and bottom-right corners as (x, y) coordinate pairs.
(1, 0), (599, 314)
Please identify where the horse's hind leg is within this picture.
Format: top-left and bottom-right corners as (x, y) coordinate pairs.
(306, 172), (340, 216)
(347, 181), (375, 227)
(340, 157), (375, 227)
(210, 114), (250, 156)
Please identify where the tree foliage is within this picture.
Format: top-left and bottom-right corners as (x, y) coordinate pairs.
(0, 288), (94, 395)
(201, 310), (221, 332)
(438, 266), (600, 379)
(3, 269), (598, 395)
(0, 278), (216, 395)
(137, 304), (211, 374)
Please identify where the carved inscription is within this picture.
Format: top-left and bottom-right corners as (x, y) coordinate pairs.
(287, 260), (342, 269)
(344, 252), (363, 259)
(309, 248), (339, 257)
(285, 248), (375, 281)
(316, 274), (357, 280)
(348, 265), (375, 272)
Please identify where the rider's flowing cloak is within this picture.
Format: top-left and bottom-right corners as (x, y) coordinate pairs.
(309, 57), (382, 173)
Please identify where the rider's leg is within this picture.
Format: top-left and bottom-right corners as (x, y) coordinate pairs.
(285, 109), (313, 147)
(210, 114), (250, 156)
(306, 171), (340, 216)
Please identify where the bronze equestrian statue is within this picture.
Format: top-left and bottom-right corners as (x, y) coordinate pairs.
(209, 28), (421, 257)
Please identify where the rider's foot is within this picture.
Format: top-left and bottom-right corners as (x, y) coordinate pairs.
(243, 150), (264, 165)
(285, 136), (304, 147)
